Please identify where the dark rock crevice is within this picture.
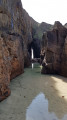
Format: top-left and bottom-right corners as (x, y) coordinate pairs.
(28, 40), (40, 59)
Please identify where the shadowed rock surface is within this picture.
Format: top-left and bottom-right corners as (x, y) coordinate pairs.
(31, 22), (53, 58)
(41, 21), (67, 77)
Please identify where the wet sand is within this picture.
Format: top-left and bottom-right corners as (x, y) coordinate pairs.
(0, 63), (67, 120)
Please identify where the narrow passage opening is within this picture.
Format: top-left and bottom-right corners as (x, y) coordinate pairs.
(31, 48), (34, 69)
(31, 48), (34, 59)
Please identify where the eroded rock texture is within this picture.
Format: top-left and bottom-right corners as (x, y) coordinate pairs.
(0, 0), (25, 101)
(0, 37), (11, 101)
(41, 21), (67, 77)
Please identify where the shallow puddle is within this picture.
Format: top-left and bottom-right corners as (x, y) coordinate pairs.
(0, 63), (67, 120)
(26, 93), (67, 120)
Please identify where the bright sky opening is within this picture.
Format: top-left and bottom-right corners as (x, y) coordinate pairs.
(21, 0), (67, 25)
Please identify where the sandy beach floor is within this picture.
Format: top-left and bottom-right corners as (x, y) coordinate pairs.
(0, 63), (67, 120)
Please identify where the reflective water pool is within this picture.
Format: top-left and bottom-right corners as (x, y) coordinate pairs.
(26, 93), (67, 120)
(0, 63), (67, 120)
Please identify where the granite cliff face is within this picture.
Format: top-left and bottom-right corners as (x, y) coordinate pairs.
(41, 21), (67, 77)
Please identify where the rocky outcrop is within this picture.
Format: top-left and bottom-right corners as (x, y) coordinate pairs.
(41, 21), (67, 77)
(64, 23), (67, 28)
(0, 34), (24, 101)
(0, 0), (25, 101)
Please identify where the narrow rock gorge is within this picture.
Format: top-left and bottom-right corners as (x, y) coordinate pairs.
(0, 0), (52, 101)
(0, 0), (67, 102)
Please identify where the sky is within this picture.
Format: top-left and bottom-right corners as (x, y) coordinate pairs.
(21, 0), (67, 25)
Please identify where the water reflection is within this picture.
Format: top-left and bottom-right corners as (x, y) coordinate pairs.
(26, 93), (67, 120)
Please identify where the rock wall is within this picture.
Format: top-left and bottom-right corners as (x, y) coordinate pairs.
(41, 21), (67, 77)
(61, 36), (67, 76)
(22, 9), (34, 67)
(0, 0), (26, 101)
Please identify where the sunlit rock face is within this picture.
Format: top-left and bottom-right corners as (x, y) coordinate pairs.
(41, 21), (67, 77)
(0, 0), (26, 101)
(0, 36), (11, 101)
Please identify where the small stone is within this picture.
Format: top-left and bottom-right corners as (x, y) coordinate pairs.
(62, 96), (64, 98)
